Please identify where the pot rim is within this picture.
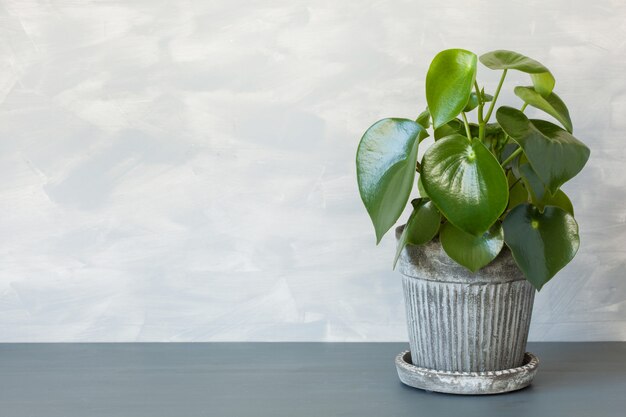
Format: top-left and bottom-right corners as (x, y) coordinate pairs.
(395, 225), (527, 285)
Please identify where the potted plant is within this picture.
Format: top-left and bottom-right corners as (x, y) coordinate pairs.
(356, 49), (590, 394)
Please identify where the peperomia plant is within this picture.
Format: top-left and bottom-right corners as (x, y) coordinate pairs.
(356, 49), (590, 290)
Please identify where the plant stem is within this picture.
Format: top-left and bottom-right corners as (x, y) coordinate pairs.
(520, 103), (528, 112)
(474, 81), (484, 121)
(474, 81), (486, 142)
(501, 147), (522, 167)
(484, 69), (508, 123)
(461, 112), (472, 140)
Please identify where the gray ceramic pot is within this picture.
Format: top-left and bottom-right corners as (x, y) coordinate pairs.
(395, 226), (536, 374)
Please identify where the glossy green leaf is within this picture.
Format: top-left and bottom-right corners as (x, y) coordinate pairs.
(434, 119), (464, 140)
(356, 118), (424, 243)
(416, 108), (431, 129)
(479, 50), (555, 96)
(546, 190), (574, 215)
(394, 199), (441, 268)
(434, 119), (479, 140)
(414, 109), (431, 142)
(464, 92), (479, 112)
(440, 221), (504, 272)
(514, 86), (572, 132)
(421, 134), (509, 235)
(503, 204), (579, 290)
(496, 107), (590, 193)
(464, 91), (493, 112)
(426, 49), (477, 128)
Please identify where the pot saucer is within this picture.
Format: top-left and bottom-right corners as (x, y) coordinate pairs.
(395, 351), (539, 395)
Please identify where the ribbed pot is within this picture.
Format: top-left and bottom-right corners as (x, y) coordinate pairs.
(396, 227), (535, 372)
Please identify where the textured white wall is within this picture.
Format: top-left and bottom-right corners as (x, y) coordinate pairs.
(0, 0), (624, 342)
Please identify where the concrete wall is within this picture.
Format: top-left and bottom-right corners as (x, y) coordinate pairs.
(0, 0), (624, 341)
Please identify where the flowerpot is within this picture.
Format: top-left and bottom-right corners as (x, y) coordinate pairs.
(394, 226), (538, 394)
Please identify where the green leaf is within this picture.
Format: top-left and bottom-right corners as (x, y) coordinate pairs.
(479, 50), (555, 96)
(464, 92), (479, 112)
(496, 107), (590, 194)
(416, 108), (431, 129)
(547, 189), (574, 215)
(433, 119), (479, 140)
(463, 92), (493, 112)
(421, 134), (509, 235)
(440, 221), (504, 272)
(426, 49), (477, 128)
(394, 199), (441, 268)
(356, 118), (424, 243)
(503, 204), (579, 290)
(414, 109), (431, 142)
(514, 86), (573, 132)
(434, 119), (464, 140)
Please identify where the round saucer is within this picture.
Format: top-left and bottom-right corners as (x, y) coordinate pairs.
(395, 351), (539, 395)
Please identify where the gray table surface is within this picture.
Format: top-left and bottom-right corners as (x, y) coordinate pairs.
(0, 342), (624, 417)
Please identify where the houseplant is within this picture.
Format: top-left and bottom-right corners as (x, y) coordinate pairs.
(356, 49), (590, 394)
